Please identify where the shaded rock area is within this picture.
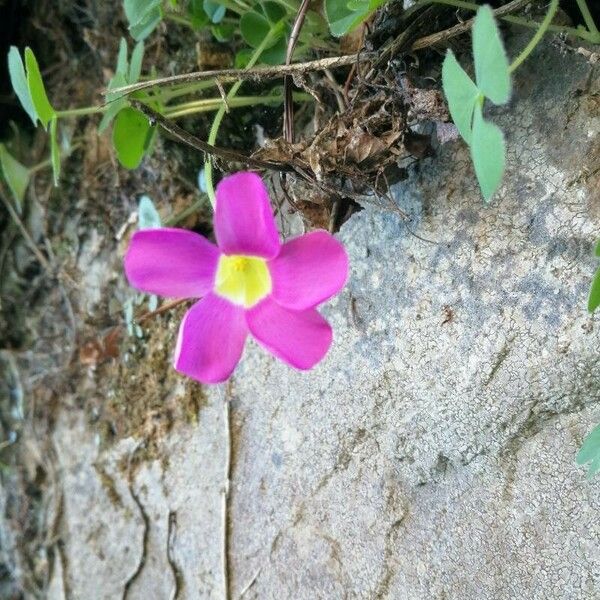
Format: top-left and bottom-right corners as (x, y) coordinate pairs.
(4, 34), (600, 600)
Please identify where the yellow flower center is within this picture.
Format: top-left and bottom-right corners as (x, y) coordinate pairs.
(214, 254), (272, 308)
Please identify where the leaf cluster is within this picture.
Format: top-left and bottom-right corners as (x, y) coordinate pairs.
(442, 5), (511, 202)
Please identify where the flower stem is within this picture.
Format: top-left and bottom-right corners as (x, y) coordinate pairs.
(509, 0), (558, 72)
(204, 20), (286, 207)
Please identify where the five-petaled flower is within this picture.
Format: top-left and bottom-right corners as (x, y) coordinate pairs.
(124, 172), (349, 384)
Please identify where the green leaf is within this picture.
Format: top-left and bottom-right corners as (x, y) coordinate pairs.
(325, 0), (377, 36)
(203, 0), (226, 23)
(325, 0), (361, 36)
(594, 238), (600, 257)
(112, 107), (154, 169)
(211, 22), (235, 42)
(260, 36), (288, 65)
(0, 143), (30, 209)
(472, 5), (510, 105)
(50, 116), (60, 186)
(24, 48), (55, 129)
(260, 1), (286, 23)
(441, 50), (480, 146)
(106, 72), (129, 102)
(576, 423), (600, 478)
(116, 38), (129, 76)
(125, 0), (162, 40)
(240, 11), (281, 49)
(129, 41), (145, 83)
(189, 0), (209, 29)
(138, 195), (162, 229)
(588, 268), (600, 312)
(8, 47), (38, 126)
(235, 48), (253, 69)
(347, 0), (369, 9)
(470, 103), (505, 202)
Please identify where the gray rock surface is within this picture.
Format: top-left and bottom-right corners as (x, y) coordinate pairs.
(48, 38), (600, 599)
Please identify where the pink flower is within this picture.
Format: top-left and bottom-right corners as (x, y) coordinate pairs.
(124, 172), (349, 384)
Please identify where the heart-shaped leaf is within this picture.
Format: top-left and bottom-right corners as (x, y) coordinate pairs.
(577, 423), (600, 478)
(116, 38), (129, 76)
(240, 11), (281, 49)
(138, 195), (162, 229)
(25, 48), (55, 129)
(261, 1), (286, 23)
(473, 5), (511, 105)
(112, 107), (154, 169)
(442, 50), (481, 145)
(8, 47), (38, 126)
(204, 0), (226, 23)
(0, 143), (30, 209)
(129, 41), (145, 83)
(588, 267), (600, 312)
(470, 103), (505, 202)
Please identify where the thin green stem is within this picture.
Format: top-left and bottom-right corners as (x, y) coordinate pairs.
(502, 14), (588, 38)
(415, 0), (600, 43)
(164, 95), (280, 118)
(204, 20), (286, 206)
(509, 0), (558, 72)
(147, 81), (217, 103)
(164, 12), (194, 27)
(56, 105), (106, 117)
(165, 195), (209, 226)
(28, 157), (52, 174)
(164, 92), (311, 119)
(575, 0), (600, 40)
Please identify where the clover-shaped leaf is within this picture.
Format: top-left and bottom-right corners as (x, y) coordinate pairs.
(100, 40), (145, 134)
(8, 47), (56, 130)
(441, 5), (510, 201)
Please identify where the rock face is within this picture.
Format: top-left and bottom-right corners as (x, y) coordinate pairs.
(47, 38), (600, 599)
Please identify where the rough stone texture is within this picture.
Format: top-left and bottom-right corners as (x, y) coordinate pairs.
(47, 38), (600, 599)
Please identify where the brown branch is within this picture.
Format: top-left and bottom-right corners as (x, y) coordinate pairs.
(410, 0), (533, 51)
(109, 54), (372, 98)
(283, 0), (311, 143)
(130, 100), (292, 172)
(136, 297), (189, 325)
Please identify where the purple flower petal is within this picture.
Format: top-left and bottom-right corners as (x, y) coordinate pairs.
(124, 228), (219, 298)
(269, 230), (349, 310)
(215, 172), (280, 258)
(174, 294), (247, 383)
(246, 298), (332, 370)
